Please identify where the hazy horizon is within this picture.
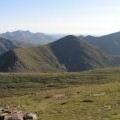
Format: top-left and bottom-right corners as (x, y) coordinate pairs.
(1, 0), (120, 35)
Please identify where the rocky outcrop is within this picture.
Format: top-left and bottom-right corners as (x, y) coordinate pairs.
(0, 106), (37, 120)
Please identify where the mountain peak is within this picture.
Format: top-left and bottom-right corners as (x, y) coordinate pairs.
(61, 35), (79, 40)
(51, 35), (81, 45)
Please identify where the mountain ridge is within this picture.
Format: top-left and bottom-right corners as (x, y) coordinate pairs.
(49, 35), (112, 71)
(81, 31), (120, 55)
(0, 30), (65, 45)
(0, 37), (17, 55)
(0, 35), (113, 72)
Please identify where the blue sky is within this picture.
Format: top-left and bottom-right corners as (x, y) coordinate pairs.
(1, 0), (120, 34)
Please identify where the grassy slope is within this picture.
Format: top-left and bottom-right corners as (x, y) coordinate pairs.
(0, 67), (120, 97)
(1, 83), (119, 120)
(0, 46), (65, 72)
(0, 68), (120, 119)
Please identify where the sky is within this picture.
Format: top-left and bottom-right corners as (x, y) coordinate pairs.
(1, 0), (120, 35)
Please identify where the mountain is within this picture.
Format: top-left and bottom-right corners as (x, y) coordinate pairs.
(81, 32), (120, 55)
(0, 35), (112, 72)
(49, 35), (112, 71)
(0, 37), (17, 55)
(0, 36), (33, 56)
(0, 45), (66, 72)
(0, 30), (64, 45)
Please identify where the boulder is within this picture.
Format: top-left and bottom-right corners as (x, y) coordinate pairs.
(0, 106), (37, 120)
(23, 113), (37, 120)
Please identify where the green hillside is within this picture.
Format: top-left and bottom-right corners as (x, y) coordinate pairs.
(0, 35), (113, 72)
(0, 68), (120, 120)
(0, 46), (65, 72)
(0, 67), (120, 97)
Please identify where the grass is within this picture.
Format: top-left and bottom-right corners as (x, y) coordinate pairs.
(0, 82), (120, 120)
(0, 68), (120, 120)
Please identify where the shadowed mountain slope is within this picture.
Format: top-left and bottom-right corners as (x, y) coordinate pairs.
(0, 37), (16, 55)
(82, 32), (120, 55)
(49, 35), (112, 71)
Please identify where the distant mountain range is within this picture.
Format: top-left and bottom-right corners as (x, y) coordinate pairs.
(0, 35), (113, 72)
(0, 30), (65, 45)
(80, 32), (120, 55)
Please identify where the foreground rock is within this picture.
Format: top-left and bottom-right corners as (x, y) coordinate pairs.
(23, 113), (37, 120)
(0, 106), (37, 120)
